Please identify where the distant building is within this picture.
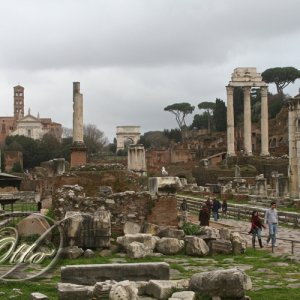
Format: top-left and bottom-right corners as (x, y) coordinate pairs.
(0, 85), (62, 145)
(116, 126), (141, 152)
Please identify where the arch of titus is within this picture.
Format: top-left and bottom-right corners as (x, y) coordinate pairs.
(226, 68), (269, 157)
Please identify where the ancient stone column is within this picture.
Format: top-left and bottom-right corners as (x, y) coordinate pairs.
(288, 99), (299, 198)
(260, 86), (270, 156)
(73, 82), (84, 145)
(128, 144), (147, 175)
(243, 87), (252, 156)
(70, 82), (87, 167)
(226, 86), (235, 156)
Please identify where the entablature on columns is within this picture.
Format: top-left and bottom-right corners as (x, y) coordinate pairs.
(228, 67), (267, 88)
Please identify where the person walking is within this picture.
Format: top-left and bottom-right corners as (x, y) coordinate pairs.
(221, 199), (228, 219)
(180, 199), (188, 223)
(249, 210), (265, 248)
(212, 198), (221, 221)
(264, 201), (279, 247)
(199, 204), (210, 226)
(205, 197), (212, 218)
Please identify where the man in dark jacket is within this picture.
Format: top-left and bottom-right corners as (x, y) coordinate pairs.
(212, 198), (221, 221)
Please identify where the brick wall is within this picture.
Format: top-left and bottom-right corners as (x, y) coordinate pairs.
(4, 151), (23, 172)
(147, 195), (178, 227)
(70, 150), (87, 167)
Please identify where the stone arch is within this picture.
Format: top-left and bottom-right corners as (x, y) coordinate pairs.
(116, 126), (141, 152)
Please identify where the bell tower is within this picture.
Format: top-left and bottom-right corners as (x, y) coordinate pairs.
(14, 85), (24, 120)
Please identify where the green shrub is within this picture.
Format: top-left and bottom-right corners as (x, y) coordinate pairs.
(182, 222), (200, 235)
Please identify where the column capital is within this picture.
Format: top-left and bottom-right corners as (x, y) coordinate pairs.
(261, 86), (268, 97)
(287, 99), (296, 112)
(226, 85), (234, 95)
(242, 86), (251, 92)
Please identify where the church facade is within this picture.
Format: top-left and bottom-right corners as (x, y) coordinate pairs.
(0, 85), (62, 145)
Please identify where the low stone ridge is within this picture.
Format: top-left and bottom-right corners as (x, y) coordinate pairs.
(189, 268), (252, 298)
(185, 236), (209, 256)
(219, 228), (232, 240)
(146, 280), (182, 300)
(30, 292), (49, 300)
(57, 283), (94, 300)
(207, 239), (233, 255)
(16, 214), (51, 237)
(142, 223), (162, 235)
(93, 280), (116, 299)
(155, 237), (185, 255)
(123, 221), (141, 234)
(170, 290), (196, 300)
(127, 241), (152, 258)
(109, 280), (139, 300)
(64, 210), (111, 249)
(230, 232), (247, 254)
(158, 228), (185, 240)
(61, 246), (84, 259)
(83, 249), (95, 258)
(61, 263), (170, 285)
(117, 234), (159, 251)
(198, 226), (220, 240)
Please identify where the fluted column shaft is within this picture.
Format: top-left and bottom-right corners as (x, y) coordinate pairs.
(260, 86), (270, 156)
(243, 87), (252, 155)
(226, 86), (235, 156)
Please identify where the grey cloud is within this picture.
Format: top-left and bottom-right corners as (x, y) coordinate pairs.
(1, 0), (300, 142)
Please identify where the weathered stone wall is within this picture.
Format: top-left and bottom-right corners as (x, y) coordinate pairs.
(53, 185), (179, 233)
(20, 168), (143, 201)
(53, 186), (153, 233)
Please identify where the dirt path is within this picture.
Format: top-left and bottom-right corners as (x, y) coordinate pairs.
(188, 213), (300, 257)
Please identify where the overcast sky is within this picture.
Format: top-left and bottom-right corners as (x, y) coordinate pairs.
(1, 0), (300, 142)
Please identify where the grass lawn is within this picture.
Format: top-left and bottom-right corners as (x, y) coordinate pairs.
(0, 248), (299, 299)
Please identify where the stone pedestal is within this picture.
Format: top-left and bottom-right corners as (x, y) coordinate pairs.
(70, 145), (87, 167)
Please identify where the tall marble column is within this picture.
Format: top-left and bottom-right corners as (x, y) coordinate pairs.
(226, 86), (235, 156)
(73, 82), (84, 145)
(288, 99), (299, 198)
(260, 86), (270, 156)
(243, 87), (252, 156)
(71, 82), (87, 167)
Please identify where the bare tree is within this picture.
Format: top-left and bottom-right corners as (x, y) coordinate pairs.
(62, 127), (73, 138)
(83, 124), (108, 155)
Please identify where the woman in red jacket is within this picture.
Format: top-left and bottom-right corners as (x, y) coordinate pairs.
(249, 210), (266, 248)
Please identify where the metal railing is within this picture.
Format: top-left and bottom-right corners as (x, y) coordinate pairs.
(177, 195), (300, 227)
(178, 195), (300, 255)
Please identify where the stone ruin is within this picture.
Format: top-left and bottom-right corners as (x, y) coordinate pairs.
(226, 67), (269, 157)
(127, 144), (147, 176)
(54, 224), (250, 300)
(40, 158), (66, 177)
(53, 183), (180, 235)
